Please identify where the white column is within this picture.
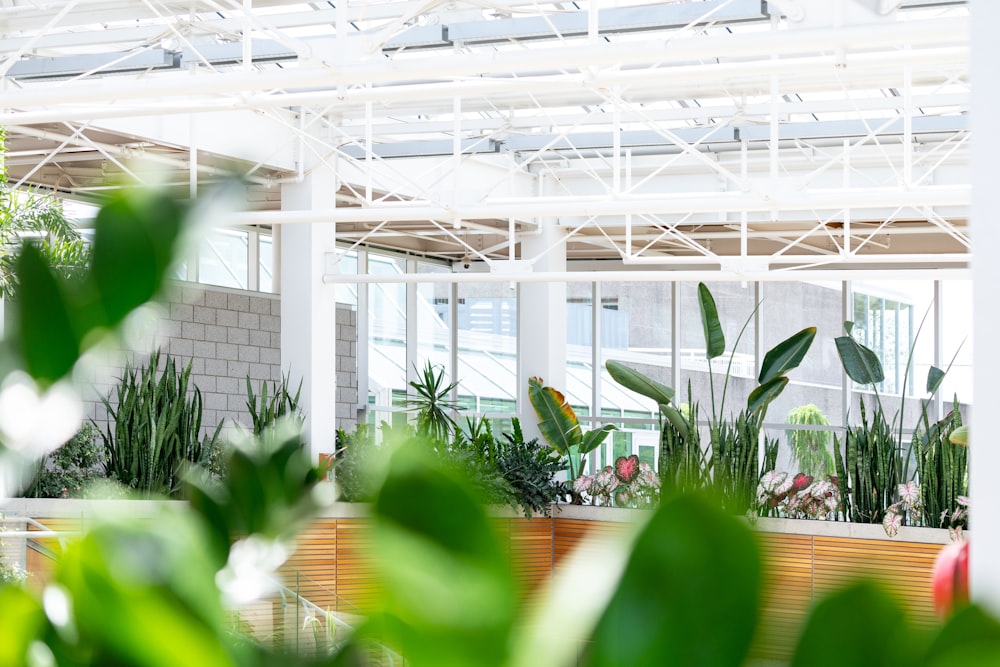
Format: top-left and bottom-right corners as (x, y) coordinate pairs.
(971, 0), (1000, 614)
(280, 169), (339, 462)
(517, 215), (568, 438)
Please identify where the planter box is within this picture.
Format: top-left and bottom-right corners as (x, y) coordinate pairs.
(6, 499), (951, 660)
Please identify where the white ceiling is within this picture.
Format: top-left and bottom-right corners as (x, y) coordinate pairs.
(0, 0), (971, 277)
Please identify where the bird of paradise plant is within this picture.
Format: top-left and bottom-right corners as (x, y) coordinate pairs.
(527, 377), (615, 491)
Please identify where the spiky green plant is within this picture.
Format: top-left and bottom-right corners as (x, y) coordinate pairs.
(246, 373), (303, 435)
(656, 383), (709, 498)
(406, 361), (460, 444)
(913, 398), (967, 530)
(785, 404), (834, 477)
(834, 398), (897, 524)
(99, 349), (221, 497)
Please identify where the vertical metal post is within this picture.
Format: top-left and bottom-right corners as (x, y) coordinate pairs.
(406, 259), (418, 402)
(356, 249), (369, 420)
(591, 280), (602, 472)
(933, 280), (944, 421)
(842, 281), (851, 427)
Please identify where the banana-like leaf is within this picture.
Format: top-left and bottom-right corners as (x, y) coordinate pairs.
(834, 333), (884, 385)
(606, 360), (675, 405)
(528, 377), (581, 456)
(660, 403), (689, 440)
(697, 283), (726, 360)
(747, 377), (789, 414)
(927, 366), (946, 395)
(580, 424), (617, 455)
(758, 327), (817, 385)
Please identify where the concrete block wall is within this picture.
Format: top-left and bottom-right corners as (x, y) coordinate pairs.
(336, 306), (359, 432)
(86, 282), (359, 439)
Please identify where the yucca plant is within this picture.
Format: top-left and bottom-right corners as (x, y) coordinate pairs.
(406, 361), (460, 444)
(99, 349), (221, 497)
(246, 373), (303, 435)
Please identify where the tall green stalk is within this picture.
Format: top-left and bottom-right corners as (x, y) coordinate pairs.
(657, 383), (708, 498)
(913, 398), (967, 529)
(835, 398), (897, 524)
(246, 373), (303, 435)
(99, 349), (221, 496)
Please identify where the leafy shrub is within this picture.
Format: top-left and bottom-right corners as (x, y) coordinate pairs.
(493, 419), (564, 517)
(786, 403), (834, 477)
(99, 349), (221, 497)
(333, 424), (385, 502)
(24, 423), (105, 498)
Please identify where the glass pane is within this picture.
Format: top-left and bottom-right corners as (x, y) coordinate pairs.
(368, 253), (407, 411)
(566, 282), (593, 423)
(416, 262), (451, 383)
(763, 281), (845, 432)
(679, 281), (756, 421)
(940, 280), (972, 421)
(333, 250), (359, 307)
(849, 280), (934, 426)
(598, 281), (672, 422)
(456, 281), (517, 420)
(199, 229), (248, 289)
(259, 234), (273, 293)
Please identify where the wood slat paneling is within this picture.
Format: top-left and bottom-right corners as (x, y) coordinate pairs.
(25, 511), (944, 661)
(812, 536), (942, 627)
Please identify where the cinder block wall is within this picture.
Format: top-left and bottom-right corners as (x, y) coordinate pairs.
(84, 282), (359, 439)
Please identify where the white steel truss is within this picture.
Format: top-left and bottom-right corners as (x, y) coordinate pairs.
(0, 0), (971, 279)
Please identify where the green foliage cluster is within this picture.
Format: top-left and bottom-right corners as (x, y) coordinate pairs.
(0, 128), (91, 301)
(332, 424), (384, 503)
(26, 424), (105, 498)
(1, 185), (998, 667)
(246, 374), (303, 436)
(785, 403), (834, 477)
(99, 349), (222, 497)
(833, 318), (964, 527)
(606, 282), (815, 515)
(334, 364), (563, 516)
(914, 399), (968, 530)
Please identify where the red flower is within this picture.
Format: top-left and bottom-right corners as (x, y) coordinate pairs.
(932, 540), (970, 618)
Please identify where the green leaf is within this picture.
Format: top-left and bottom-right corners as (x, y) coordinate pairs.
(747, 376), (789, 414)
(924, 604), (1000, 667)
(56, 511), (242, 667)
(698, 283), (726, 360)
(90, 190), (185, 327)
(660, 403), (689, 439)
(527, 377), (581, 456)
(605, 360), (675, 405)
(0, 586), (46, 665)
(588, 494), (761, 667)
(927, 366), (946, 395)
(370, 443), (515, 667)
(580, 423), (616, 455)
(14, 243), (79, 383)
(758, 327), (816, 384)
(835, 335), (885, 385)
(791, 581), (918, 667)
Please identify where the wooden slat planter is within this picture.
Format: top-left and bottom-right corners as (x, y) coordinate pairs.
(7, 498), (953, 661)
